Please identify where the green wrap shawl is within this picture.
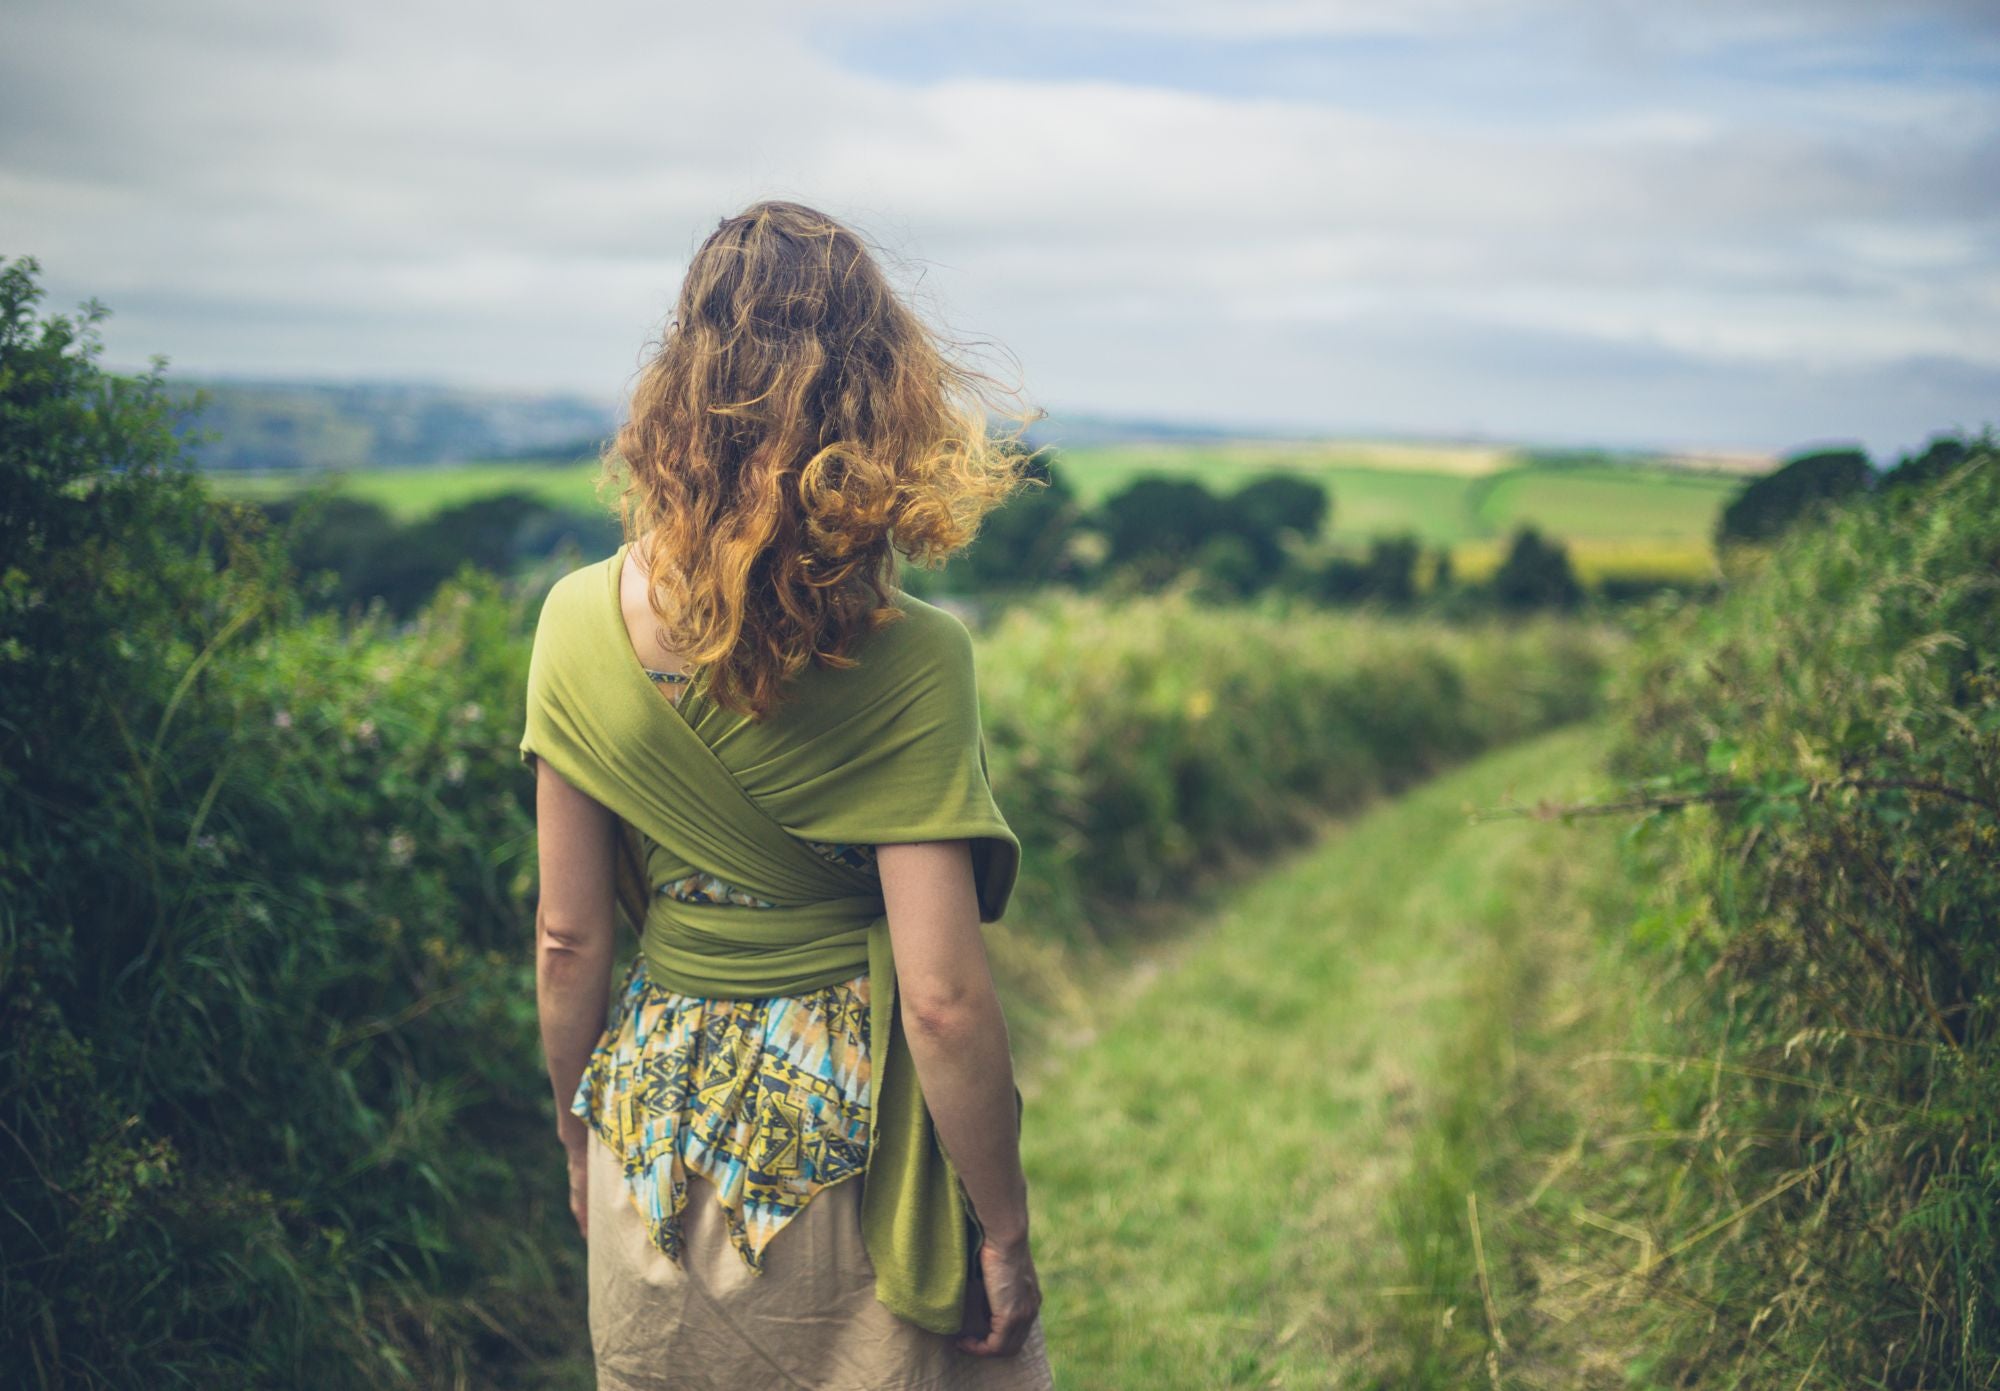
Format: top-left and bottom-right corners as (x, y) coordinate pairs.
(516, 544), (1022, 1334)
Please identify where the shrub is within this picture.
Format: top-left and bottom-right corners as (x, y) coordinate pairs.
(0, 257), (574, 1388)
(1602, 439), (1999, 1384)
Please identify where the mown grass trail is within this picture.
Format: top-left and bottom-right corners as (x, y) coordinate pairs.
(1020, 721), (1627, 1389)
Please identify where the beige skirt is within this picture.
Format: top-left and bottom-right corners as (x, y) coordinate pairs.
(586, 1132), (1056, 1390)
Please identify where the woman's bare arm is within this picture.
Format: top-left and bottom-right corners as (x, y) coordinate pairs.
(533, 757), (619, 1228)
(877, 838), (1040, 1355)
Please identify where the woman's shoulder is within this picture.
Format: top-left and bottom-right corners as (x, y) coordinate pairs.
(531, 550), (620, 625)
(874, 590), (972, 645)
(848, 591), (978, 684)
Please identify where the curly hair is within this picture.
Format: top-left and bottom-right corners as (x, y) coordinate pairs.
(601, 199), (1039, 722)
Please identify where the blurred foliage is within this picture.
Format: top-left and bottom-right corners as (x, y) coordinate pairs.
(1714, 445), (1873, 546)
(1225, 473), (1331, 576)
(1882, 430), (1974, 494)
(976, 586), (1619, 936)
(1091, 470), (1330, 595)
(1491, 524), (1583, 610)
(1298, 532), (1426, 606)
(253, 482), (619, 619)
(955, 446), (1088, 591)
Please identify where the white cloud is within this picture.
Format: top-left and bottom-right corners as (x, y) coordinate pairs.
(1, 0), (1994, 453)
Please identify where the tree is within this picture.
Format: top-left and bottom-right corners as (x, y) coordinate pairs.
(1225, 473), (1331, 580)
(1305, 533), (1422, 605)
(1093, 475), (1233, 581)
(1430, 543), (1454, 593)
(959, 447), (1084, 589)
(1881, 433), (1974, 493)
(1716, 447), (1873, 545)
(1192, 532), (1262, 600)
(253, 489), (401, 609)
(1362, 533), (1421, 605)
(1491, 525), (1582, 609)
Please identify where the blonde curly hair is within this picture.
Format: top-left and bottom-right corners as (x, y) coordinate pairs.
(602, 199), (1038, 721)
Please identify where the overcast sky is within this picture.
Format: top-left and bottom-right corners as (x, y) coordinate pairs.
(5, 0), (1997, 456)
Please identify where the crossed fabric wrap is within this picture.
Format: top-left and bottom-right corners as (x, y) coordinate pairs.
(517, 545), (1023, 1334)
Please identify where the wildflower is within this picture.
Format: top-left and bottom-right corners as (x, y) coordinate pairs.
(444, 753), (468, 786)
(273, 709), (293, 730)
(387, 832), (415, 867)
(456, 702), (485, 725)
(355, 718), (380, 748)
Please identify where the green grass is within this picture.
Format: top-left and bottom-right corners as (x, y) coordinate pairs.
(1468, 466), (1739, 542)
(214, 458), (609, 520)
(1019, 721), (1630, 1389)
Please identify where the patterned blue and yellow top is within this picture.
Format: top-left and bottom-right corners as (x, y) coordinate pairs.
(570, 664), (879, 1274)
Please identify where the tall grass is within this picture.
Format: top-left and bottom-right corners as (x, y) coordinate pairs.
(1589, 444), (2000, 1385)
(1376, 443), (2000, 1388)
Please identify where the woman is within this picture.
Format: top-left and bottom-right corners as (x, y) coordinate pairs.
(519, 201), (1054, 1390)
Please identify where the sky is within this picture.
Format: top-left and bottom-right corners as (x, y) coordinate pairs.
(4, 0), (1997, 457)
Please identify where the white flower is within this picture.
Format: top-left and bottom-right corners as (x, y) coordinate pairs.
(273, 710), (293, 730)
(387, 832), (415, 867)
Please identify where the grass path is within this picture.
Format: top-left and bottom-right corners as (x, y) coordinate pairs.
(1018, 720), (1629, 1389)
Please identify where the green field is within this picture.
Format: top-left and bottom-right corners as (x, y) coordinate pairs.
(211, 438), (1743, 586)
(214, 459), (605, 520)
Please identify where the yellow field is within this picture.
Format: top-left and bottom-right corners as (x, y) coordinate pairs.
(1058, 438), (1520, 479)
(1449, 536), (1719, 586)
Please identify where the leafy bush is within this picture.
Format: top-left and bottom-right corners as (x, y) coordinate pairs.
(1599, 439), (1999, 1384)
(1, 257), (575, 1388)
(978, 589), (1619, 934)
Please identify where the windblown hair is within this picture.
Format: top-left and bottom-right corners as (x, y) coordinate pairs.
(603, 199), (1038, 721)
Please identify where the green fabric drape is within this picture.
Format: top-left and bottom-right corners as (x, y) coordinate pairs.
(517, 544), (1022, 1334)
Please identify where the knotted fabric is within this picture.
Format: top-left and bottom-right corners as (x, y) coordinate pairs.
(518, 544), (1022, 1333)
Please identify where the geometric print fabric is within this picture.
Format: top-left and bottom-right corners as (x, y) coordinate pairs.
(571, 838), (878, 1274)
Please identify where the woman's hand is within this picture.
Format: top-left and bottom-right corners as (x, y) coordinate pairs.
(956, 1233), (1042, 1358)
(564, 1130), (591, 1240)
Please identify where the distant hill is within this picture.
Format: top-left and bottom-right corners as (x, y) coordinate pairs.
(158, 377), (1777, 479)
(165, 378), (619, 472)
(1022, 411), (1296, 450)
(1024, 411), (1773, 474)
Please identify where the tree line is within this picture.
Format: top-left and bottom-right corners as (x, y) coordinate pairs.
(256, 433), (1978, 626)
(254, 455), (1600, 621)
